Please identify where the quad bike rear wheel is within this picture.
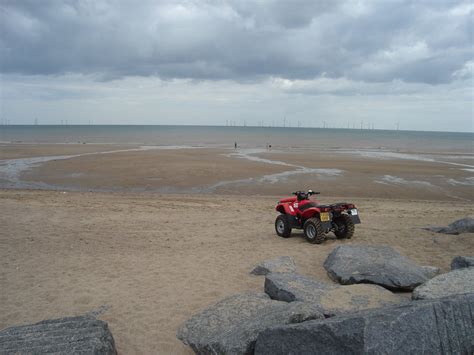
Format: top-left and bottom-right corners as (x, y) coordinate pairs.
(303, 218), (325, 244)
(275, 214), (292, 238)
(334, 214), (355, 239)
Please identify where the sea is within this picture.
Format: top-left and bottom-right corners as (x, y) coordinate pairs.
(0, 125), (473, 153)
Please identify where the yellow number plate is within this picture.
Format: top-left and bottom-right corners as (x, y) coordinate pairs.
(320, 212), (331, 222)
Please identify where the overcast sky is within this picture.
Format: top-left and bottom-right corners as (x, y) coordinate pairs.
(0, 0), (473, 131)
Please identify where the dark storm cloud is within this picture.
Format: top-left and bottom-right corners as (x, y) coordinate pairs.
(0, 0), (472, 84)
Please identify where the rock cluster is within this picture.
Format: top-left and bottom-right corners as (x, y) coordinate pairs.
(254, 294), (474, 355)
(178, 251), (473, 355)
(264, 272), (403, 316)
(0, 315), (117, 355)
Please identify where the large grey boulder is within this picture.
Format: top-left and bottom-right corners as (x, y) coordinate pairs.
(250, 256), (296, 275)
(176, 292), (323, 355)
(324, 245), (439, 291)
(0, 315), (116, 354)
(451, 255), (474, 270)
(254, 293), (474, 355)
(265, 272), (403, 316)
(424, 217), (474, 235)
(412, 267), (474, 300)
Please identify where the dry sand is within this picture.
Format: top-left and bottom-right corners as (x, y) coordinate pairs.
(1, 143), (474, 353)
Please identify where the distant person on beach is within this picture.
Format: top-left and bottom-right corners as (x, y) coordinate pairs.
(234, 142), (237, 149)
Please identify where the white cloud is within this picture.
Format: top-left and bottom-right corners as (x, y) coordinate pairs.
(452, 60), (474, 80)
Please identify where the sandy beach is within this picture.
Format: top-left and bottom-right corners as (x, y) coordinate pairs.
(1, 189), (473, 353)
(1, 141), (473, 353)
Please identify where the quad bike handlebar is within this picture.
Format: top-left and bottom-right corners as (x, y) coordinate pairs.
(292, 190), (320, 196)
(292, 190), (320, 200)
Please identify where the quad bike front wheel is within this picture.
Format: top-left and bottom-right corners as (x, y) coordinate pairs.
(303, 218), (325, 244)
(275, 214), (292, 238)
(334, 214), (355, 239)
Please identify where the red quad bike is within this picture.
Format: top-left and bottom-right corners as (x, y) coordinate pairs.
(275, 190), (361, 244)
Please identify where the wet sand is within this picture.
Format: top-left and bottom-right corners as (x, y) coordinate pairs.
(1, 143), (472, 201)
(1, 142), (474, 353)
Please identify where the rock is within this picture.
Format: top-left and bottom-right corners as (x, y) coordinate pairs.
(421, 265), (440, 278)
(451, 256), (474, 270)
(0, 315), (117, 354)
(254, 293), (474, 355)
(265, 272), (403, 316)
(250, 256), (296, 275)
(265, 273), (330, 303)
(176, 292), (323, 355)
(323, 245), (439, 291)
(319, 284), (404, 314)
(424, 217), (474, 235)
(412, 267), (474, 300)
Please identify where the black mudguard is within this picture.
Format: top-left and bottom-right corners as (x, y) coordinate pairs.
(350, 214), (361, 224)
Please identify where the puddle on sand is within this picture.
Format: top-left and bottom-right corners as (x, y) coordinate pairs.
(205, 148), (343, 191)
(375, 175), (437, 188)
(205, 167), (342, 192)
(447, 177), (474, 186)
(374, 175), (472, 201)
(225, 149), (295, 167)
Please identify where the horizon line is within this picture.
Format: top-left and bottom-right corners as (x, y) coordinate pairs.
(0, 123), (472, 135)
